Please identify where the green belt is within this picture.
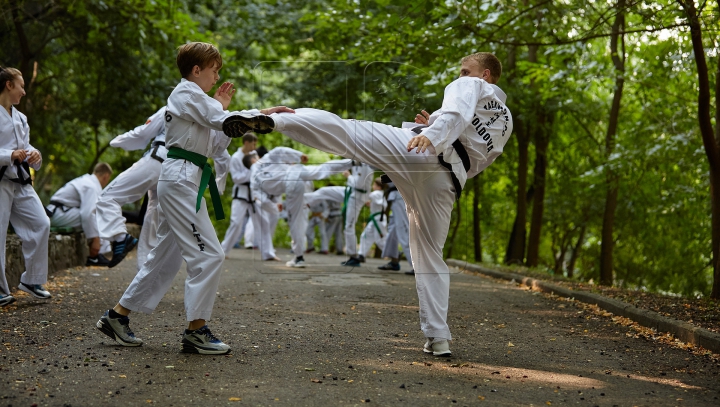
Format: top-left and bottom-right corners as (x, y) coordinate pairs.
(167, 147), (225, 221)
(368, 211), (384, 238)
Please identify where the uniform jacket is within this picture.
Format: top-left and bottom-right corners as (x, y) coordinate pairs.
(50, 174), (102, 238)
(0, 106), (41, 181)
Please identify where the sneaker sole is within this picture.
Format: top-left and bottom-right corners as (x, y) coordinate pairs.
(223, 114), (275, 135)
(181, 340), (231, 355)
(17, 284), (51, 299)
(96, 319), (143, 347)
(108, 238), (138, 269)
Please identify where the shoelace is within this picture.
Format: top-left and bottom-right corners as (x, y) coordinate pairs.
(198, 327), (220, 343)
(118, 317), (136, 337)
(114, 242), (126, 254)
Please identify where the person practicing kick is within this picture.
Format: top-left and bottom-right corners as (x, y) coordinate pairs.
(0, 66), (52, 306)
(219, 132), (257, 256)
(223, 52), (513, 357)
(357, 177), (388, 262)
(96, 42), (292, 354)
(47, 163), (114, 266)
(304, 185), (346, 255)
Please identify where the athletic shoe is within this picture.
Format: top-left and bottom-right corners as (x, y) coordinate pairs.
(233, 242), (241, 249)
(305, 247), (315, 253)
(96, 310), (143, 347)
(423, 338), (452, 357)
(336, 251), (345, 256)
(18, 283), (51, 299)
(318, 250), (329, 255)
(286, 258), (306, 268)
(405, 269), (415, 276)
(223, 113), (276, 135)
(378, 262), (400, 271)
(245, 245), (254, 250)
(358, 255), (366, 263)
(182, 326), (231, 355)
(341, 257), (362, 267)
(86, 253), (110, 267)
(0, 294), (16, 307)
(108, 234), (138, 268)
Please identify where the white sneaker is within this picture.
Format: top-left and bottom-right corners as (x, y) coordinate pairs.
(286, 258), (306, 268)
(423, 338), (451, 356)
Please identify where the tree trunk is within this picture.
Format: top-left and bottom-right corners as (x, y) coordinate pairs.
(599, 0), (626, 286)
(473, 175), (482, 262)
(526, 112), (552, 267)
(505, 123), (530, 264)
(678, 0), (720, 298)
(567, 224), (586, 278)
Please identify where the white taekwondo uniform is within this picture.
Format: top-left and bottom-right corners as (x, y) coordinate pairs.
(118, 78), (243, 322)
(305, 198), (328, 252)
(304, 186), (345, 253)
(381, 182), (413, 269)
(343, 162), (373, 256)
(358, 189), (388, 256)
(252, 147), (352, 259)
(271, 76), (513, 342)
(220, 148), (256, 255)
(0, 106), (50, 295)
(48, 173), (109, 254)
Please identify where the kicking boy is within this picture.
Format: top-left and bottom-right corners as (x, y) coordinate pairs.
(96, 42), (292, 354)
(223, 52), (513, 356)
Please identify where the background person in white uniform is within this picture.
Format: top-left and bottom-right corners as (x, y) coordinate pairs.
(220, 133), (257, 256)
(0, 66), (52, 306)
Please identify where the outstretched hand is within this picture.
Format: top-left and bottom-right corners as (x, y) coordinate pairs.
(213, 82), (236, 110)
(415, 110), (430, 125)
(260, 106), (295, 115)
(407, 135), (433, 154)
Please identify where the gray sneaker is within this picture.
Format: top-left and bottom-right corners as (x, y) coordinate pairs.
(0, 294), (16, 307)
(181, 326), (231, 355)
(423, 338), (452, 356)
(18, 282), (51, 299)
(96, 310), (143, 347)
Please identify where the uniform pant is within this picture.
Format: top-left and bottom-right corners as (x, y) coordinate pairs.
(0, 181), (50, 295)
(96, 153), (164, 268)
(325, 214), (344, 253)
(306, 216), (328, 252)
(251, 197), (278, 260)
(243, 219), (254, 248)
(381, 196), (413, 269)
(119, 179), (224, 321)
(50, 208), (111, 254)
(274, 108), (456, 341)
(344, 191), (367, 256)
(220, 198), (254, 254)
(359, 219), (387, 256)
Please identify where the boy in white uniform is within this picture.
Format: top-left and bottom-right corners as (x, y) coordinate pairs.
(0, 67), (51, 306)
(304, 185), (346, 254)
(223, 52), (513, 356)
(48, 163), (113, 265)
(219, 133), (257, 256)
(96, 42), (292, 354)
(358, 177), (387, 261)
(341, 162), (374, 266)
(305, 197), (328, 254)
(250, 147), (352, 267)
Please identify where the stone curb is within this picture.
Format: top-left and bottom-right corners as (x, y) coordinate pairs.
(446, 258), (720, 355)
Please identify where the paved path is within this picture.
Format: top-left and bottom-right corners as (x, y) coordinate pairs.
(1, 248), (718, 406)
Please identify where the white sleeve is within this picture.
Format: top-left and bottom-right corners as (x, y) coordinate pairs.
(213, 148), (232, 194)
(0, 149), (12, 166)
(24, 119), (42, 170)
(250, 164), (261, 201)
(109, 107), (166, 151)
(299, 159), (352, 181)
(181, 91), (260, 132)
(265, 147), (303, 164)
(421, 77), (492, 154)
(229, 153), (247, 185)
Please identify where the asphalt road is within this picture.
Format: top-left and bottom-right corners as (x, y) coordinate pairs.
(1, 248), (718, 406)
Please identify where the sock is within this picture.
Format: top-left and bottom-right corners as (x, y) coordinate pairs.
(108, 309), (124, 319)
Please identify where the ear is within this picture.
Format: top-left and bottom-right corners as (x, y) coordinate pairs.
(191, 65), (201, 77)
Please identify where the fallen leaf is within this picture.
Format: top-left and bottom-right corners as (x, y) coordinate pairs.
(118, 375), (126, 378)
(229, 397), (241, 401)
(311, 379), (322, 383)
(507, 342), (515, 347)
(478, 396), (485, 400)
(305, 368), (315, 371)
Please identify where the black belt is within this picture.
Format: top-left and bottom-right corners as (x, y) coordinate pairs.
(150, 141), (165, 163)
(410, 126), (470, 201)
(0, 160), (33, 185)
(233, 182), (255, 213)
(45, 200), (71, 217)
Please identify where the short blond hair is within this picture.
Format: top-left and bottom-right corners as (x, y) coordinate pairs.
(93, 162), (113, 176)
(461, 52), (502, 83)
(176, 42), (223, 78)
